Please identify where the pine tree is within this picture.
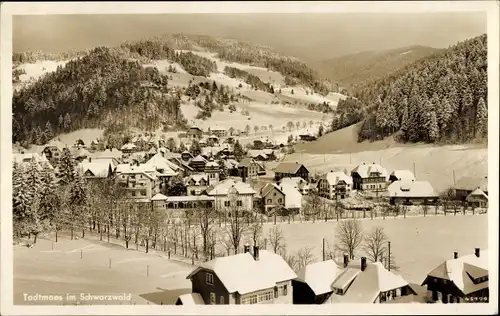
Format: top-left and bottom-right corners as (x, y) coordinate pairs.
(58, 148), (76, 185)
(428, 111), (439, 142)
(233, 140), (244, 160)
(63, 113), (72, 131)
(189, 140), (201, 156)
(400, 98), (410, 141)
(179, 142), (187, 153)
(44, 121), (54, 141)
(13, 163), (31, 236)
(475, 97), (488, 138)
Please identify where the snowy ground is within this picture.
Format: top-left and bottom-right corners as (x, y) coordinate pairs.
(13, 232), (195, 305)
(260, 214), (488, 284)
(273, 143), (487, 194)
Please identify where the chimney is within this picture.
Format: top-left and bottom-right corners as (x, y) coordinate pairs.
(343, 254), (349, 268)
(475, 248), (480, 258)
(454, 251), (459, 259)
(363, 162), (365, 165)
(89, 157), (92, 163)
(253, 245), (260, 261)
(361, 257), (367, 271)
(244, 244), (250, 253)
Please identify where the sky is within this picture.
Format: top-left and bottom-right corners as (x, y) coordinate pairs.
(13, 13), (486, 61)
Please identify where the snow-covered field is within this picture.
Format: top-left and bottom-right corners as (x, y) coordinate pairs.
(16, 60), (70, 83)
(14, 233), (194, 305)
(276, 143), (487, 194)
(260, 214), (488, 284)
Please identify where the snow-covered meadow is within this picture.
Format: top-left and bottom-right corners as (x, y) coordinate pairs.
(14, 233), (195, 305)
(259, 214), (488, 284)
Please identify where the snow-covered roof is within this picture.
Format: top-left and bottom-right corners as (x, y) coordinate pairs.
(205, 179), (256, 195)
(90, 148), (123, 159)
(78, 161), (112, 178)
(351, 163), (388, 178)
(248, 150), (269, 159)
(176, 293), (204, 305)
(224, 159), (239, 169)
(425, 249), (488, 295)
(274, 162), (307, 174)
(296, 260), (344, 295)
(205, 161), (220, 168)
(208, 134), (219, 139)
(279, 177), (307, 186)
(325, 171), (353, 186)
(390, 170), (415, 182)
(13, 152), (54, 170)
(466, 188), (488, 201)
(261, 183), (285, 198)
(151, 193), (168, 201)
(209, 125), (226, 132)
(164, 195), (215, 202)
(388, 180), (436, 198)
(187, 250), (297, 295)
(145, 153), (181, 174)
(148, 147), (157, 154)
(454, 176), (488, 191)
(185, 174), (209, 186)
(115, 163), (156, 175)
(120, 143), (137, 150)
(191, 155), (208, 163)
(329, 262), (410, 303)
(279, 182), (303, 209)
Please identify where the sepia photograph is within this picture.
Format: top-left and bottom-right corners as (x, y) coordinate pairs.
(1, 1), (498, 315)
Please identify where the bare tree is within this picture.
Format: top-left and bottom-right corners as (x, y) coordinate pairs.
(363, 227), (388, 263)
(295, 246), (317, 271)
(268, 225), (287, 255)
(197, 204), (216, 259)
(219, 232), (234, 256)
(305, 191), (322, 221)
(225, 195), (250, 254)
(335, 219), (364, 260)
(248, 217), (263, 247)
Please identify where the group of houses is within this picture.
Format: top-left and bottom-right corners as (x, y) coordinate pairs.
(176, 246), (489, 305)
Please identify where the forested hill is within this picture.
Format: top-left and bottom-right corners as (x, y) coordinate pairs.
(332, 34), (487, 144)
(313, 45), (440, 88)
(12, 47), (185, 146)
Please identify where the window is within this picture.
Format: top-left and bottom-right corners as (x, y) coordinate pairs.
(278, 198), (283, 203)
(278, 284), (288, 296)
(267, 199), (272, 204)
(224, 201), (230, 207)
(237, 200), (243, 207)
(141, 190), (147, 196)
(241, 294), (258, 304)
(220, 296), (224, 304)
(259, 290), (274, 302)
(206, 273), (214, 285)
(191, 190), (196, 195)
(210, 292), (216, 305)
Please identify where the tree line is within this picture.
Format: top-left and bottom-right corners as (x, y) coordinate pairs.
(12, 47), (186, 147)
(350, 34), (487, 144)
(224, 66), (274, 93)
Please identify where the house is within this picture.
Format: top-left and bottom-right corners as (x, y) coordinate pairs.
(41, 145), (62, 162)
(278, 177), (309, 195)
(114, 163), (160, 202)
(71, 147), (91, 162)
(181, 150), (195, 162)
(253, 140), (264, 150)
(185, 174), (210, 196)
(209, 125), (227, 138)
(466, 188), (488, 208)
(387, 180), (437, 205)
(204, 179), (256, 212)
(13, 152), (54, 170)
(120, 143), (138, 155)
(351, 163), (388, 192)
(318, 171), (353, 200)
(89, 148), (122, 167)
(389, 170), (415, 183)
(78, 159), (114, 180)
(90, 139), (101, 150)
(151, 194), (215, 218)
(260, 183), (286, 215)
(145, 146), (158, 160)
(143, 153), (178, 191)
(292, 259), (344, 304)
(205, 160), (222, 184)
(278, 182), (303, 214)
(324, 257), (416, 304)
(238, 158), (265, 181)
(223, 159), (240, 177)
(208, 134), (220, 145)
(186, 126), (203, 140)
(421, 248), (488, 303)
(274, 162), (309, 182)
(189, 154), (209, 172)
(184, 245), (296, 304)
(454, 176), (488, 201)
(299, 132), (317, 142)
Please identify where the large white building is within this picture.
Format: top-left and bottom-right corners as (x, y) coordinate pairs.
(204, 179), (257, 212)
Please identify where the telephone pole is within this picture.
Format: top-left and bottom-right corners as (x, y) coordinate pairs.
(388, 241), (391, 271)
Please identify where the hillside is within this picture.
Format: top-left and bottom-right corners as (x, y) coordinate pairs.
(327, 34), (487, 145)
(12, 34), (343, 147)
(313, 45), (440, 88)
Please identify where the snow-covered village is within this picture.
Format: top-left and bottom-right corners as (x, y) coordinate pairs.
(5, 5), (495, 312)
